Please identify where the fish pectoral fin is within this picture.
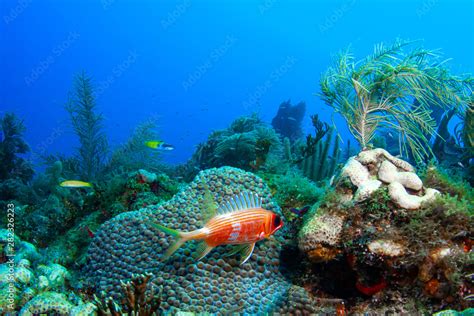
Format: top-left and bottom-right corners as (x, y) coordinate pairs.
(193, 241), (214, 261)
(238, 243), (256, 265)
(224, 244), (248, 257)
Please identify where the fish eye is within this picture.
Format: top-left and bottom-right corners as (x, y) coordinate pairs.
(274, 215), (281, 227)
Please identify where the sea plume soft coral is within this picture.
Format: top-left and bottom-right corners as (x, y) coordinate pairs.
(319, 39), (470, 162)
(65, 71), (108, 181)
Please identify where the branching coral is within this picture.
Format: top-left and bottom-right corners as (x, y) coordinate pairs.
(319, 39), (472, 162)
(65, 71), (108, 181)
(94, 273), (161, 316)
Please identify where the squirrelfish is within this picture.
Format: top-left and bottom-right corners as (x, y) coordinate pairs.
(59, 180), (93, 188)
(144, 140), (174, 151)
(151, 191), (283, 264)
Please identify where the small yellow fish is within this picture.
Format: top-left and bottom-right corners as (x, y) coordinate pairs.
(59, 180), (93, 188)
(144, 140), (174, 151)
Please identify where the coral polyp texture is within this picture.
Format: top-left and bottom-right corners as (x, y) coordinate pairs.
(84, 167), (317, 314)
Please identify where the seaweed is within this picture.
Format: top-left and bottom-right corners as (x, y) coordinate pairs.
(65, 71), (108, 181)
(422, 164), (474, 208)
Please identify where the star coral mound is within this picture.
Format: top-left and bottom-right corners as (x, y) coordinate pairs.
(84, 167), (294, 314)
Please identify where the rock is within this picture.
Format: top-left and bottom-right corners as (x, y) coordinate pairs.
(299, 213), (345, 262)
(18, 292), (74, 316)
(137, 169), (158, 183)
(368, 239), (406, 257)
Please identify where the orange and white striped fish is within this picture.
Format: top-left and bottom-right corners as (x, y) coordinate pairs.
(151, 191), (283, 265)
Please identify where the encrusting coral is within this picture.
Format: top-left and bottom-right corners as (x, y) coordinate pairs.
(0, 230), (95, 315)
(340, 148), (439, 209)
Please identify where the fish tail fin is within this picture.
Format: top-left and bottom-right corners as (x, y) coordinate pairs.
(149, 222), (190, 261)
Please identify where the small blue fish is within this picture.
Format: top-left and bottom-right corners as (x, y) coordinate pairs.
(290, 205), (310, 216)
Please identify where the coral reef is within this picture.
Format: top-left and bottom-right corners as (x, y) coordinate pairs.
(298, 212), (345, 262)
(179, 114), (281, 179)
(271, 99), (306, 142)
(84, 167), (323, 314)
(0, 230), (93, 315)
(296, 150), (473, 313)
(422, 164), (474, 210)
(65, 71), (108, 181)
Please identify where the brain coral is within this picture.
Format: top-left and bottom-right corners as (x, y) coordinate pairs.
(84, 167), (305, 314)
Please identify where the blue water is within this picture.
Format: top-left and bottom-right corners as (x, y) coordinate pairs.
(1, 0), (473, 166)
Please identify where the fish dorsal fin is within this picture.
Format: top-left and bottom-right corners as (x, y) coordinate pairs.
(238, 243), (256, 265)
(217, 192), (262, 214)
(200, 185), (218, 224)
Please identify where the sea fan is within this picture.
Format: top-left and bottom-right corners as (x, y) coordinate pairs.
(214, 132), (257, 162)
